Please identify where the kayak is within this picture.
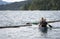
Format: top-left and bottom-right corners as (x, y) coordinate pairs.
(39, 26), (48, 33)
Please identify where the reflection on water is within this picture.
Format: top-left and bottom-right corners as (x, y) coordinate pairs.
(39, 27), (48, 33)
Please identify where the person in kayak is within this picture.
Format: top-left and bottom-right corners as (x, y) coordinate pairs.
(39, 17), (48, 27)
(39, 17), (52, 28)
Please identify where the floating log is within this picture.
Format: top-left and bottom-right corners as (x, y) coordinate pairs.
(0, 24), (32, 29)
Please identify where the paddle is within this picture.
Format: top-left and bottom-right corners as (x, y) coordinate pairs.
(48, 24), (52, 28)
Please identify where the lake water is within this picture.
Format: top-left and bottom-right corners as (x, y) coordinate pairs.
(0, 11), (60, 39)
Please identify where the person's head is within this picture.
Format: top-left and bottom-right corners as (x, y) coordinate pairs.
(40, 17), (46, 22)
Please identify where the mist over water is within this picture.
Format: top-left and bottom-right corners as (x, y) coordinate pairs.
(0, 11), (60, 39)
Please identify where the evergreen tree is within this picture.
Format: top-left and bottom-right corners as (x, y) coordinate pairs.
(28, 0), (60, 10)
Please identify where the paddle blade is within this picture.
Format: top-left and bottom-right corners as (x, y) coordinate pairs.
(49, 25), (52, 28)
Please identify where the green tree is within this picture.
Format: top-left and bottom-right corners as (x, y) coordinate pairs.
(28, 0), (60, 10)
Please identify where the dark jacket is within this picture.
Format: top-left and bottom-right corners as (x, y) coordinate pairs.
(40, 21), (48, 27)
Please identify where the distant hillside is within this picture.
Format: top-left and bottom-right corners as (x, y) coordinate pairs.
(0, 0), (32, 10)
(28, 0), (60, 10)
(0, 0), (8, 5)
(0, 0), (60, 10)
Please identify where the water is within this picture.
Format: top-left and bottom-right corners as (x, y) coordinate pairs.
(0, 11), (60, 39)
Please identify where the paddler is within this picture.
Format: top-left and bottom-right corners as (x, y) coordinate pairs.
(39, 17), (52, 28)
